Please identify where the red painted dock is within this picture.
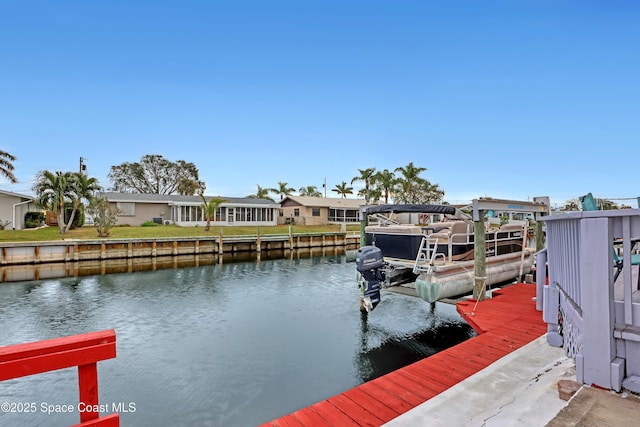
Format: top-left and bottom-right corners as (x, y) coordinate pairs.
(260, 283), (547, 427)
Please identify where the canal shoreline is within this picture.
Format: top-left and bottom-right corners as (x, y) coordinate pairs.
(0, 232), (360, 266)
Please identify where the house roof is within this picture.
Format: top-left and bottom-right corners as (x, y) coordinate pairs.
(280, 196), (366, 209)
(0, 189), (34, 201)
(101, 192), (279, 207)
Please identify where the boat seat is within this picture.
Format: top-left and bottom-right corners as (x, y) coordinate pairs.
(499, 223), (525, 232)
(450, 221), (473, 244)
(429, 221), (472, 244)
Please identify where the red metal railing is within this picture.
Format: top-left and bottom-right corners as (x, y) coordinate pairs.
(0, 329), (119, 427)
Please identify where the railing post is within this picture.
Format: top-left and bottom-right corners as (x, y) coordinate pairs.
(535, 248), (546, 311)
(580, 216), (615, 389)
(0, 329), (118, 427)
(78, 363), (99, 422)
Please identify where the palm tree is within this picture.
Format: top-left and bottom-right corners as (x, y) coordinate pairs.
(0, 150), (18, 184)
(269, 181), (295, 200)
(65, 173), (102, 233)
(351, 167), (376, 204)
(358, 187), (382, 204)
(562, 199), (580, 211)
(248, 185), (275, 201)
(200, 195), (225, 231)
(299, 185), (322, 197)
(332, 181), (353, 198)
(373, 169), (397, 204)
(392, 167), (444, 204)
(177, 178), (205, 196)
(33, 171), (72, 233)
(394, 162), (428, 202)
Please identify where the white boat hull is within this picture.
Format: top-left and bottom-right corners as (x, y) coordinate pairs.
(414, 250), (534, 303)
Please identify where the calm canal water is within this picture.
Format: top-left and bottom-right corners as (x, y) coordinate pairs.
(0, 249), (475, 427)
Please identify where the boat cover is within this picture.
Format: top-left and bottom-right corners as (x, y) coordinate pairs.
(365, 204), (458, 215)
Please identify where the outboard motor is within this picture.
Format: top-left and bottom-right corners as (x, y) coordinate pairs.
(356, 246), (386, 313)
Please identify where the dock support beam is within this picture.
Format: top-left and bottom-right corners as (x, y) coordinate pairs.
(359, 207), (368, 249)
(473, 211), (486, 301)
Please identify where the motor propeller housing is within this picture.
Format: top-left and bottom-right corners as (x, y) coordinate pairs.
(356, 246), (385, 312)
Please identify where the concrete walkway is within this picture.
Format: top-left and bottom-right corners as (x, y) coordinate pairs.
(383, 335), (573, 426)
(383, 334), (640, 426)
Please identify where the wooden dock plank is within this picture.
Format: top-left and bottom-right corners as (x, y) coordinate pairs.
(289, 407), (331, 427)
(312, 400), (362, 427)
(263, 283), (546, 427)
(325, 394), (386, 426)
(341, 388), (401, 422)
(383, 371), (439, 401)
(368, 376), (427, 406)
(264, 414), (304, 427)
(356, 381), (415, 414)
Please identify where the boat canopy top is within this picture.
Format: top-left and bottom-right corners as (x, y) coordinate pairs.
(364, 204), (471, 220)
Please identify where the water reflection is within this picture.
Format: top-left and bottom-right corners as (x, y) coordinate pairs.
(0, 249), (473, 427)
(0, 246), (357, 283)
(357, 308), (476, 382)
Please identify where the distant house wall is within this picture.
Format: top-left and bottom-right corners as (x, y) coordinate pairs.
(280, 204), (327, 225)
(110, 202), (170, 226)
(0, 192), (36, 230)
(103, 192), (279, 227)
(279, 196), (365, 225)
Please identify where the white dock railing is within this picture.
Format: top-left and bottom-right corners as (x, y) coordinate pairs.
(537, 209), (640, 392)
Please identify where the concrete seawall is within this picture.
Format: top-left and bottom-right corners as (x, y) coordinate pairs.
(0, 232), (360, 265)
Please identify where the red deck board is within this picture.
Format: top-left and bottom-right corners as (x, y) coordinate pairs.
(401, 364), (457, 391)
(289, 407), (332, 427)
(264, 284), (547, 427)
(356, 381), (415, 414)
(441, 347), (493, 370)
(324, 394), (385, 426)
(262, 415), (303, 427)
(383, 371), (438, 401)
(311, 400), (361, 427)
(368, 376), (427, 406)
(341, 387), (402, 422)
(392, 368), (444, 395)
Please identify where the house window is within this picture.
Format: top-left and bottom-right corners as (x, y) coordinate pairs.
(312, 208), (320, 217)
(294, 208), (300, 217)
(117, 202), (135, 216)
(279, 209), (284, 217)
(214, 207), (225, 222)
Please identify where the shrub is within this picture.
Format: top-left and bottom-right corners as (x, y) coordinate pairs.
(24, 211), (45, 228)
(63, 203), (85, 229)
(141, 221), (160, 227)
(86, 196), (121, 237)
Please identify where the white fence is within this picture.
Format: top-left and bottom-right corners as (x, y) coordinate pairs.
(537, 209), (640, 392)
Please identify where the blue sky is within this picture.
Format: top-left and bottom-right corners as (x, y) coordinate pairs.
(1, 1), (638, 208)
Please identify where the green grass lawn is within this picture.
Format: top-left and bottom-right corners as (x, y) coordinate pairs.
(0, 224), (363, 242)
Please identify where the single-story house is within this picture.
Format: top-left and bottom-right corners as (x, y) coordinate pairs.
(0, 189), (37, 230)
(278, 196), (367, 225)
(102, 192), (281, 227)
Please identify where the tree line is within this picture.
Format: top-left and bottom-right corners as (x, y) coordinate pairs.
(108, 154), (447, 204)
(258, 163), (445, 205)
(0, 152), (444, 235)
(1, 150), (634, 236)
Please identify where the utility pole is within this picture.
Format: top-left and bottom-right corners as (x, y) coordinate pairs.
(79, 157), (87, 174)
(323, 177), (326, 197)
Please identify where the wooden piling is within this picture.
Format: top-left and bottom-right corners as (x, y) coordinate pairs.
(473, 216), (486, 301)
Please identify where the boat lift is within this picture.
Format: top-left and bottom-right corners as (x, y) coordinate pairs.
(470, 196), (550, 301)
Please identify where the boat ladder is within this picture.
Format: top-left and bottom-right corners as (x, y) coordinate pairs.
(413, 236), (436, 274)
